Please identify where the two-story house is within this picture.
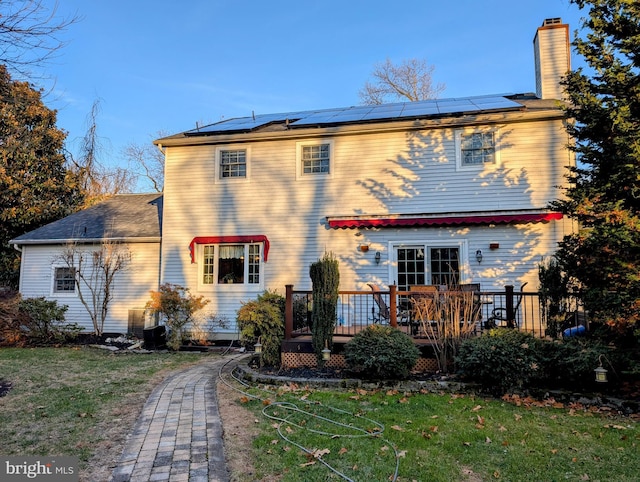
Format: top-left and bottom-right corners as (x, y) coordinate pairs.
(11, 18), (575, 339)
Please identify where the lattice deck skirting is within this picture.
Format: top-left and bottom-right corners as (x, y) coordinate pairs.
(281, 352), (439, 373)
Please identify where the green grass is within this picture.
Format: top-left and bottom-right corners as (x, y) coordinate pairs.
(0, 347), (207, 471)
(235, 383), (640, 482)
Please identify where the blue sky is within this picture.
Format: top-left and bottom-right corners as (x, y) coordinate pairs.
(39, 0), (586, 190)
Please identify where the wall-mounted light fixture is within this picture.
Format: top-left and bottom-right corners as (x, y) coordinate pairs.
(475, 249), (483, 263)
(375, 251), (381, 264)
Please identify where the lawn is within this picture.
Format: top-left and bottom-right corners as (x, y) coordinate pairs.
(0, 346), (208, 480)
(227, 379), (640, 482)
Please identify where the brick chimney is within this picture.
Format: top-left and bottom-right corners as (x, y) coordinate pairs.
(533, 18), (571, 100)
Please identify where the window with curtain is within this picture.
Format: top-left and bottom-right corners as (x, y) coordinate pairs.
(201, 243), (261, 285)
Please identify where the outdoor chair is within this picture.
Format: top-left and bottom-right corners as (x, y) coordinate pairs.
(485, 282), (528, 329)
(367, 283), (410, 326)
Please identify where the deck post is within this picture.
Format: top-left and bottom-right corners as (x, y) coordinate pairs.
(505, 285), (515, 328)
(389, 284), (398, 327)
(285, 284), (294, 340)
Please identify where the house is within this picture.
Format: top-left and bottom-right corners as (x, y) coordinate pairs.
(10, 19), (575, 339)
(10, 193), (162, 335)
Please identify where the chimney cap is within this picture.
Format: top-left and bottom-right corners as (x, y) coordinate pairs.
(542, 18), (562, 26)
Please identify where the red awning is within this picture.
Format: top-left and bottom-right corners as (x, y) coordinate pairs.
(189, 235), (270, 263)
(327, 212), (563, 229)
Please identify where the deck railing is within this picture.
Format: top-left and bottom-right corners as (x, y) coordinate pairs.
(284, 284), (587, 341)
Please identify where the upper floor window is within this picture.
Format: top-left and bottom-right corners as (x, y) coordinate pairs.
(455, 129), (500, 170)
(462, 132), (495, 165)
(296, 140), (334, 179)
(215, 145), (251, 182)
(220, 149), (247, 178)
(201, 243), (261, 286)
(53, 267), (76, 294)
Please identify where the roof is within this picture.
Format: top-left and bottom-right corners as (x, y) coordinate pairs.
(155, 93), (562, 146)
(10, 193), (163, 245)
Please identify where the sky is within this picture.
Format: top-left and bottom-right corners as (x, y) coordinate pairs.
(33, 0), (587, 191)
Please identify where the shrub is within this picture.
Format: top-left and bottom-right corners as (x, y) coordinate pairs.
(0, 289), (24, 346)
(146, 284), (209, 350)
(344, 325), (420, 380)
(18, 297), (81, 344)
(456, 329), (543, 394)
(310, 253), (340, 367)
(236, 291), (285, 367)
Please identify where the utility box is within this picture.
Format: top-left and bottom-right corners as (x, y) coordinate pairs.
(143, 325), (166, 349)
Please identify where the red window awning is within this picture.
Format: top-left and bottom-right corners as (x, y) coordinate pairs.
(189, 235), (270, 263)
(327, 212), (563, 229)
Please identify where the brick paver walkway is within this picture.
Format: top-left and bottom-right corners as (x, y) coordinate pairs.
(110, 357), (231, 482)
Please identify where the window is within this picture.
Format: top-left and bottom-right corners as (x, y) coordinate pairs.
(215, 146), (251, 182)
(201, 243), (261, 286)
(455, 129), (499, 169)
(53, 267), (76, 294)
(220, 149), (246, 178)
(394, 243), (464, 290)
(296, 140), (333, 178)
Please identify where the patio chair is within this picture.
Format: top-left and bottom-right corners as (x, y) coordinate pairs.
(485, 282), (528, 329)
(367, 284), (410, 326)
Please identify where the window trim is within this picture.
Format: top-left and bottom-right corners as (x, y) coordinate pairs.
(51, 265), (77, 297)
(196, 242), (264, 291)
(214, 145), (251, 183)
(454, 128), (501, 171)
(388, 239), (469, 287)
(296, 139), (334, 179)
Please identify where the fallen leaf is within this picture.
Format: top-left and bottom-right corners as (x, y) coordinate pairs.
(472, 405), (483, 412)
(485, 437), (492, 444)
(240, 396), (249, 403)
(499, 425), (507, 432)
(397, 450), (407, 458)
(391, 425), (404, 431)
(514, 414), (522, 421)
(399, 397), (409, 404)
(312, 448), (330, 459)
(463, 442), (471, 446)
(581, 474), (590, 480)
(430, 426), (439, 433)
(300, 461), (316, 467)
(339, 447), (348, 455)
(270, 439), (279, 445)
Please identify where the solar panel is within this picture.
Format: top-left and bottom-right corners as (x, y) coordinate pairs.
(184, 95), (523, 135)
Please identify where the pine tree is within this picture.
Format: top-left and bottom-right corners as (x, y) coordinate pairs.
(0, 65), (82, 287)
(551, 0), (640, 332)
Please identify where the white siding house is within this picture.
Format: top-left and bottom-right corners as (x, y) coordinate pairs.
(10, 19), (575, 339)
(10, 194), (162, 334)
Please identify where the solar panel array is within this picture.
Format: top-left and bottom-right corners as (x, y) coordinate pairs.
(184, 95), (522, 136)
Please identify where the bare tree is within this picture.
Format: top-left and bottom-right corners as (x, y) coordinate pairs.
(0, 0), (78, 77)
(56, 241), (131, 337)
(123, 132), (167, 193)
(68, 99), (136, 205)
(359, 58), (445, 105)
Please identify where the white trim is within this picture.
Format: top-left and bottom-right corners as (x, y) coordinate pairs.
(454, 127), (501, 171)
(296, 139), (334, 180)
(196, 242), (265, 292)
(50, 265), (77, 297)
(214, 145), (251, 183)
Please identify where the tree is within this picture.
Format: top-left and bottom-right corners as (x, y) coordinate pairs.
(68, 99), (136, 206)
(309, 252), (339, 367)
(123, 131), (166, 192)
(0, 64), (82, 287)
(550, 0), (640, 333)
(56, 240), (131, 337)
(359, 57), (445, 105)
(0, 0), (78, 77)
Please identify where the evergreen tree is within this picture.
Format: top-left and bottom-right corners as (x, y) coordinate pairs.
(551, 0), (640, 332)
(0, 65), (82, 287)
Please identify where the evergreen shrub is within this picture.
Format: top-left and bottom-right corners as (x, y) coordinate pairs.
(236, 290), (285, 367)
(344, 325), (420, 380)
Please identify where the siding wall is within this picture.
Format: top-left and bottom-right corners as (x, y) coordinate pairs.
(18, 242), (160, 334)
(161, 117), (573, 337)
